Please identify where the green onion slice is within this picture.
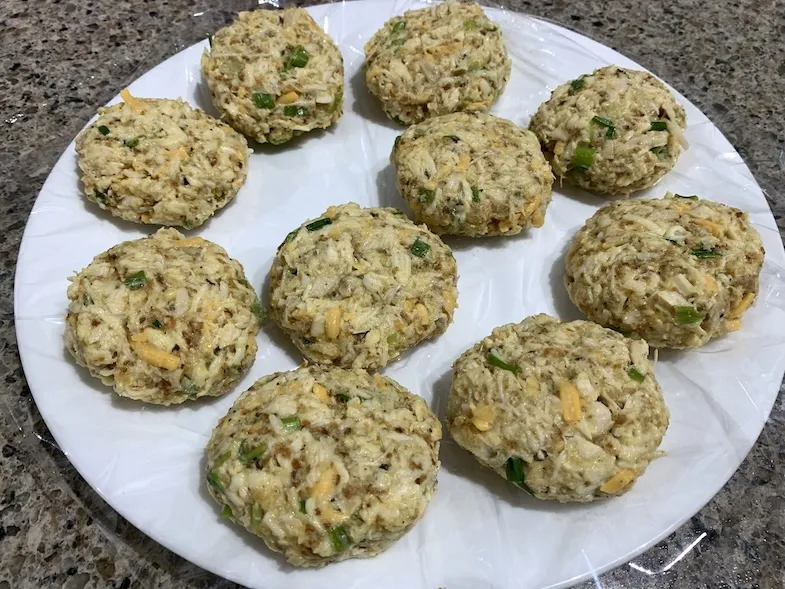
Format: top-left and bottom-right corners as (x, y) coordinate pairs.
(283, 105), (309, 117)
(306, 217), (332, 231)
(97, 125), (110, 136)
(251, 301), (266, 323)
(691, 248), (723, 259)
(281, 416), (302, 431)
(330, 88), (343, 114)
(570, 77), (585, 90)
(471, 186), (481, 202)
(573, 144), (595, 171)
(674, 306), (704, 324)
(152, 320), (163, 329)
(285, 45), (310, 69)
(123, 137), (139, 148)
(394, 135), (402, 149)
(123, 271), (146, 290)
(238, 440), (266, 465)
(409, 238), (430, 258)
(335, 393), (351, 403)
(220, 504), (233, 518)
(328, 525), (352, 552)
(591, 116), (615, 138)
(463, 19), (478, 31)
(298, 499), (307, 514)
(486, 349), (520, 374)
(252, 503), (263, 527)
(252, 92), (275, 109)
(387, 332), (398, 345)
(505, 456), (535, 494)
(391, 21), (406, 33)
(207, 34), (213, 48)
(94, 190), (107, 205)
(206, 470), (225, 494)
(627, 367), (645, 383)
(675, 194), (699, 200)
(650, 145), (669, 158)
(650, 121), (668, 131)
(419, 188), (435, 204)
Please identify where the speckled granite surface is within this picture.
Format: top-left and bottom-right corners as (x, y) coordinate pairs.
(1, 0), (784, 587)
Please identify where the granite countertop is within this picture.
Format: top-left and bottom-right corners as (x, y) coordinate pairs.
(1, 0), (783, 587)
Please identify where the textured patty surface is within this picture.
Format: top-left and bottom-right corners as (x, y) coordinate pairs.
(565, 194), (764, 348)
(269, 203), (458, 370)
(75, 96), (249, 228)
(364, 2), (511, 125)
(65, 228), (262, 405)
(392, 112), (553, 236)
(529, 66), (687, 195)
(448, 314), (669, 502)
(201, 8), (344, 144)
(205, 365), (441, 566)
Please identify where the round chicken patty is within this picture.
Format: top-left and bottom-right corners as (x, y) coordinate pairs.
(448, 314), (669, 502)
(75, 94), (249, 228)
(204, 365), (441, 567)
(269, 203), (458, 370)
(565, 194), (764, 348)
(392, 112), (553, 236)
(65, 228), (262, 405)
(364, 2), (511, 125)
(529, 66), (687, 195)
(201, 8), (344, 145)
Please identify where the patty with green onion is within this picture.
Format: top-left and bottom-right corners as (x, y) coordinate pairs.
(448, 314), (669, 502)
(269, 203), (458, 370)
(65, 228), (261, 405)
(529, 66), (687, 195)
(204, 364), (441, 566)
(201, 8), (344, 145)
(75, 97), (249, 228)
(391, 112), (553, 236)
(565, 194), (764, 348)
(364, 2), (511, 125)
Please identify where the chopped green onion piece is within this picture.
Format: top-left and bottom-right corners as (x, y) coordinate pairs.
(409, 238), (430, 258)
(570, 77), (585, 90)
(650, 145), (669, 158)
(627, 367), (645, 383)
(387, 332), (399, 345)
(336, 393), (351, 403)
(207, 34), (213, 48)
(306, 217), (332, 231)
(675, 194), (699, 200)
(123, 271), (146, 290)
(281, 416), (302, 431)
(252, 503), (263, 527)
(238, 440), (266, 465)
(284, 228), (299, 243)
(251, 301), (266, 322)
(691, 248), (723, 259)
(463, 19), (478, 31)
(214, 450), (232, 467)
(206, 470), (225, 494)
(180, 376), (198, 396)
(328, 525), (352, 552)
(94, 190), (107, 205)
(392, 115), (406, 125)
(486, 349), (521, 374)
(252, 92), (275, 109)
(505, 456), (534, 493)
(471, 186), (481, 202)
(152, 320), (163, 329)
(573, 144), (596, 171)
(285, 45), (310, 69)
(97, 125), (110, 136)
(299, 499), (307, 514)
(391, 21), (406, 33)
(394, 135), (402, 149)
(221, 504), (233, 518)
(591, 116), (615, 139)
(419, 188), (435, 204)
(283, 105), (309, 117)
(329, 88), (343, 114)
(674, 306), (704, 324)
(123, 137), (139, 148)
(650, 121), (668, 131)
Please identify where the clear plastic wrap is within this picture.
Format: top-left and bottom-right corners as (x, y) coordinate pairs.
(11, 1), (785, 588)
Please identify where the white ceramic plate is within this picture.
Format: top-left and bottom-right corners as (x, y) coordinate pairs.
(14, 2), (785, 588)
